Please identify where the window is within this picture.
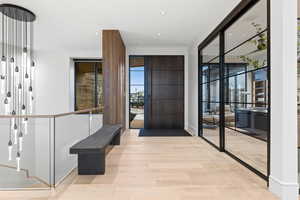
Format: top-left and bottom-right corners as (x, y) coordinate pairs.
(129, 56), (145, 129)
(74, 60), (103, 112)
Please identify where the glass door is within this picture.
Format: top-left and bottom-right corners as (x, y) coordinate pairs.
(129, 56), (145, 129)
(198, 0), (269, 180)
(200, 36), (221, 148)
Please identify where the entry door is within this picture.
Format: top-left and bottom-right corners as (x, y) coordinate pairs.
(144, 56), (184, 129)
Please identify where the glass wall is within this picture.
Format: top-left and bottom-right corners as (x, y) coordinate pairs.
(200, 37), (220, 147)
(129, 56), (145, 129)
(199, 0), (269, 178)
(0, 118), (51, 189)
(224, 0), (268, 177)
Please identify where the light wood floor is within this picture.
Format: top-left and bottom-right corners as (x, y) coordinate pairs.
(0, 130), (278, 200)
(203, 127), (267, 175)
(130, 119), (144, 129)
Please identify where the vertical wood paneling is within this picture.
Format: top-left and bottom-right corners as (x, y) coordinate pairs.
(102, 30), (126, 130)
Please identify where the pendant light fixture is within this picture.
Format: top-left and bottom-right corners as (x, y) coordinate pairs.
(0, 4), (36, 171)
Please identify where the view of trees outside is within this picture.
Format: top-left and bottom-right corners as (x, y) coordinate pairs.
(129, 65), (144, 128)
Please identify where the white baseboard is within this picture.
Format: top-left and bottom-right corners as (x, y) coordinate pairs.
(54, 165), (77, 187)
(184, 125), (189, 133)
(269, 175), (299, 200)
(185, 125), (197, 136)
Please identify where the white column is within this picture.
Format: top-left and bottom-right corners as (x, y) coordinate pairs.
(269, 0), (299, 199)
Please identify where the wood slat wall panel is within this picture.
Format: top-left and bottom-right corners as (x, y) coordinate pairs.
(102, 30), (126, 130)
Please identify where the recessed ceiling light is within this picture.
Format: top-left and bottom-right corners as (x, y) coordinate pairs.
(157, 33), (161, 36)
(160, 10), (166, 16)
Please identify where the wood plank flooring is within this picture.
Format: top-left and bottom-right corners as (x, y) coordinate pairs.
(203, 127), (267, 175)
(0, 129), (279, 200)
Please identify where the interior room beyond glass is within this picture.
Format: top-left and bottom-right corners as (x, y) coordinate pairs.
(199, 0), (269, 179)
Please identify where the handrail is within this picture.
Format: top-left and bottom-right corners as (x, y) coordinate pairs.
(0, 107), (103, 118)
(54, 107), (102, 117)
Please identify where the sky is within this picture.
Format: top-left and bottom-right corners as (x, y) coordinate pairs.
(130, 66), (144, 93)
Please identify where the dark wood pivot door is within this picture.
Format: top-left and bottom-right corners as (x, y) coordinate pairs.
(144, 56), (184, 129)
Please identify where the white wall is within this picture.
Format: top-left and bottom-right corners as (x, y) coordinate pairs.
(126, 46), (189, 132)
(187, 45), (198, 136)
(33, 30), (102, 185)
(269, 0), (299, 199)
(35, 48), (101, 115)
(34, 46), (102, 184)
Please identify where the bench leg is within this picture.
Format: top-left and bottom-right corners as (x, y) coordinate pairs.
(78, 151), (105, 175)
(111, 131), (120, 145)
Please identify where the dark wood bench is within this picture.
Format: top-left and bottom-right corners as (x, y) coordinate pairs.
(69, 124), (122, 175)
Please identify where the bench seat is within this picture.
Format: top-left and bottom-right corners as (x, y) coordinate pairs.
(70, 124), (122, 175)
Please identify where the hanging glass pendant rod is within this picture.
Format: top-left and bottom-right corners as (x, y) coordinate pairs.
(0, 4), (36, 172)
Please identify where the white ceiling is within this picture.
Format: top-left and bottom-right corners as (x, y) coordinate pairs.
(2, 0), (241, 53)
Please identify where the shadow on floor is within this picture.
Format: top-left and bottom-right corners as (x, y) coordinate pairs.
(139, 129), (191, 137)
